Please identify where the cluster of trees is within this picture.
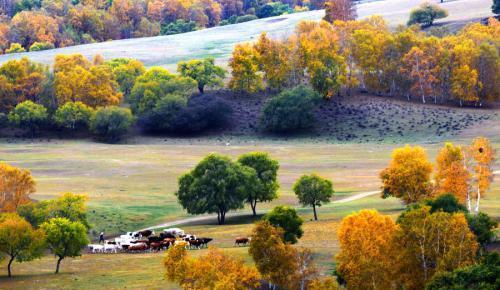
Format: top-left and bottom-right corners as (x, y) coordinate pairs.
(0, 162), (90, 276)
(176, 151), (335, 224)
(229, 16), (500, 105)
(0, 0), (324, 52)
(336, 193), (497, 290)
(380, 137), (495, 212)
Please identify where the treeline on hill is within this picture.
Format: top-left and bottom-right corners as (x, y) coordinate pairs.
(228, 16), (500, 106)
(0, 0), (324, 53)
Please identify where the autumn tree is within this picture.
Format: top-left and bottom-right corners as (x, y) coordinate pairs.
(401, 46), (440, 104)
(336, 209), (398, 290)
(41, 217), (89, 274)
(249, 220), (299, 289)
(324, 0), (357, 23)
(0, 163), (36, 213)
(467, 137), (495, 213)
(396, 206), (478, 289)
(54, 102), (95, 131)
(253, 32), (292, 90)
(237, 152), (279, 216)
(434, 142), (470, 203)
(380, 145), (433, 204)
(176, 154), (257, 224)
(263, 206), (304, 244)
(10, 11), (59, 49)
(8, 101), (48, 137)
(177, 57), (226, 93)
(293, 173), (334, 220)
(228, 43), (263, 93)
(106, 58), (146, 96)
(0, 213), (45, 277)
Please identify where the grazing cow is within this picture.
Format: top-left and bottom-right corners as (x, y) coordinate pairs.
(198, 237), (213, 248)
(128, 242), (148, 252)
(188, 239), (203, 249)
(89, 244), (104, 253)
(161, 240), (172, 250)
(104, 243), (119, 253)
(148, 236), (163, 243)
(150, 242), (162, 252)
(160, 232), (175, 239)
(138, 230), (154, 237)
(235, 237), (250, 246)
(163, 228), (184, 237)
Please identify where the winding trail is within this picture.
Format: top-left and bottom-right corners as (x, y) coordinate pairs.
(140, 190), (380, 231)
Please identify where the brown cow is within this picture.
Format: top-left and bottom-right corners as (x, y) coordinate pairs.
(188, 239), (203, 249)
(128, 242), (148, 252)
(235, 237), (250, 246)
(150, 242), (162, 252)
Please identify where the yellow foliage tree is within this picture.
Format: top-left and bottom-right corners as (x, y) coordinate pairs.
(467, 137), (495, 213)
(228, 43), (263, 93)
(336, 209), (399, 290)
(396, 206), (478, 289)
(380, 145), (433, 204)
(434, 142), (470, 203)
(0, 163), (36, 212)
(164, 245), (260, 289)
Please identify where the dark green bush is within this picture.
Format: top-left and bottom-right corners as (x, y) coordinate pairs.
(161, 20), (197, 35)
(256, 2), (292, 18)
(90, 106), (134, 143)
(235, 15), (258, 23)
(260, 85), (320, 133)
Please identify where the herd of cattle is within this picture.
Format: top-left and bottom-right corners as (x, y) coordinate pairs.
(87, 228), (253, 254)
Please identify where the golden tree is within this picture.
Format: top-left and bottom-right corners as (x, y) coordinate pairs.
(0, 163), (36, 212)
(467, 137), (495, 213)
(380, 145), (433, 204)
(336, 209), (399, 290)
(228, 43), (263, 93)
(434, 142), (470, 203)
(324, 0), (357, 23)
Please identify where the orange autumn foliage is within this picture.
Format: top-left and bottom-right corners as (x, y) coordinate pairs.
(434, 142), (470, 203)
(0, 163), (36, 212)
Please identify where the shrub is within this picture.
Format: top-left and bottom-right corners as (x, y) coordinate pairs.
(138, 94), (187, 132)
(161, 20), (197, 35)
(90, 106), (134, 143)
(263, 205), (304, 244)
(260, 85), (320, 133)
(54, 102), (95, 131)
(172, 94), (231, 133)
(407, 2), (448, 27)
(256, 2), (292, 18)
(5, 43), (25, 54)
(8, 101), (48, 136)
(235, 15), (258, 23)
(29, 42), (55, 51)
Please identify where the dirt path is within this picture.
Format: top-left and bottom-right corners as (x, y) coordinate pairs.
(140, 190), (381, 231)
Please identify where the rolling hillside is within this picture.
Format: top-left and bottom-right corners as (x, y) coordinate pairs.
(0, 0), (493, 71)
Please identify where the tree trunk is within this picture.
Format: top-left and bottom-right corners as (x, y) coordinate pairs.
(250, 200), (257, 216)
(475, 187), (480, 214)
(7, 255), (14, 277)
(198, 84), (204, 94)
(313, 204), (318, 221)
(55, 256), (63, 274)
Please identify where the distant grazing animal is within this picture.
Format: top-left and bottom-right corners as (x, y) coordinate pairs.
(160, 232), (176, 239)
(198, 237), (213, 248)
(89, 244), (104, 253)
(150, 242), (162, 251)
(235, 237), (250, 246)
(138, 230), (154, 237)
(104, 243), (119, 253)
(148, 236), (163, 243)
(188, 239), (203, 249)
(128, 242), (148, 252)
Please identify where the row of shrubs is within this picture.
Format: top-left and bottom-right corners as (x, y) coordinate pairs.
(0, 85), (320, 142)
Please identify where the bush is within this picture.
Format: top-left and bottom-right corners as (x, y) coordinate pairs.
(5, 43), (25, 54)
(138, 94), (187, 132)
(466, 212), (497, 248)
(260, 85), (320, 133)
(54, 101), (95, 131)
(161, 20), (197, 35)
(407, 2), (448, 27)
(8, 101), (48, 136)
(256, 2), (292, 18)
(235, 15), (258, 23)
(263, 205), (304, 244)
(29, 42), (55, 52)
(90, 106), (134, 142)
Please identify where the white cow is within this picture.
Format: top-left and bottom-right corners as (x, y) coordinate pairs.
(89, 244), (104, 253)
(163, 228), (185, 237)
(104, 243), (119, 253)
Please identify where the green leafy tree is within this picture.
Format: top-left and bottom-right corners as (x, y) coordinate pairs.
(5, 43), (25, 54)
(293, 174), (334, 221)
(237, 152), (279, 216)
(407, 2), (448, 27)
(138, 94), (187, 132)
(425, 253), (499, 290)
(90, 106), (134, 143)
(106, 58), (146, 96)
(41, 218), (89, 274)
(0, 213), (45, 277)
(260, 85), (321, 133)
(466, 212), (497, 249)
(177, 58), (226, 94)
(263, 205), (303, 244)
(425, 193), (468, 214)
(176, 154), (257, 225)
(8, 100), (48, 137)
(54, 102), (95, 131)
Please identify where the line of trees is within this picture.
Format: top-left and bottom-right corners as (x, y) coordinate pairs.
(0, 162), (90, 276)
(228, 16), (500, 106)
(0, 0), (326, 53)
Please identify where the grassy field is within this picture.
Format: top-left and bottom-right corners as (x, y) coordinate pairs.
(0, 0), (493, 71)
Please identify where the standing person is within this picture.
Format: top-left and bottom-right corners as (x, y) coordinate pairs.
(99, 232), (105, 244)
